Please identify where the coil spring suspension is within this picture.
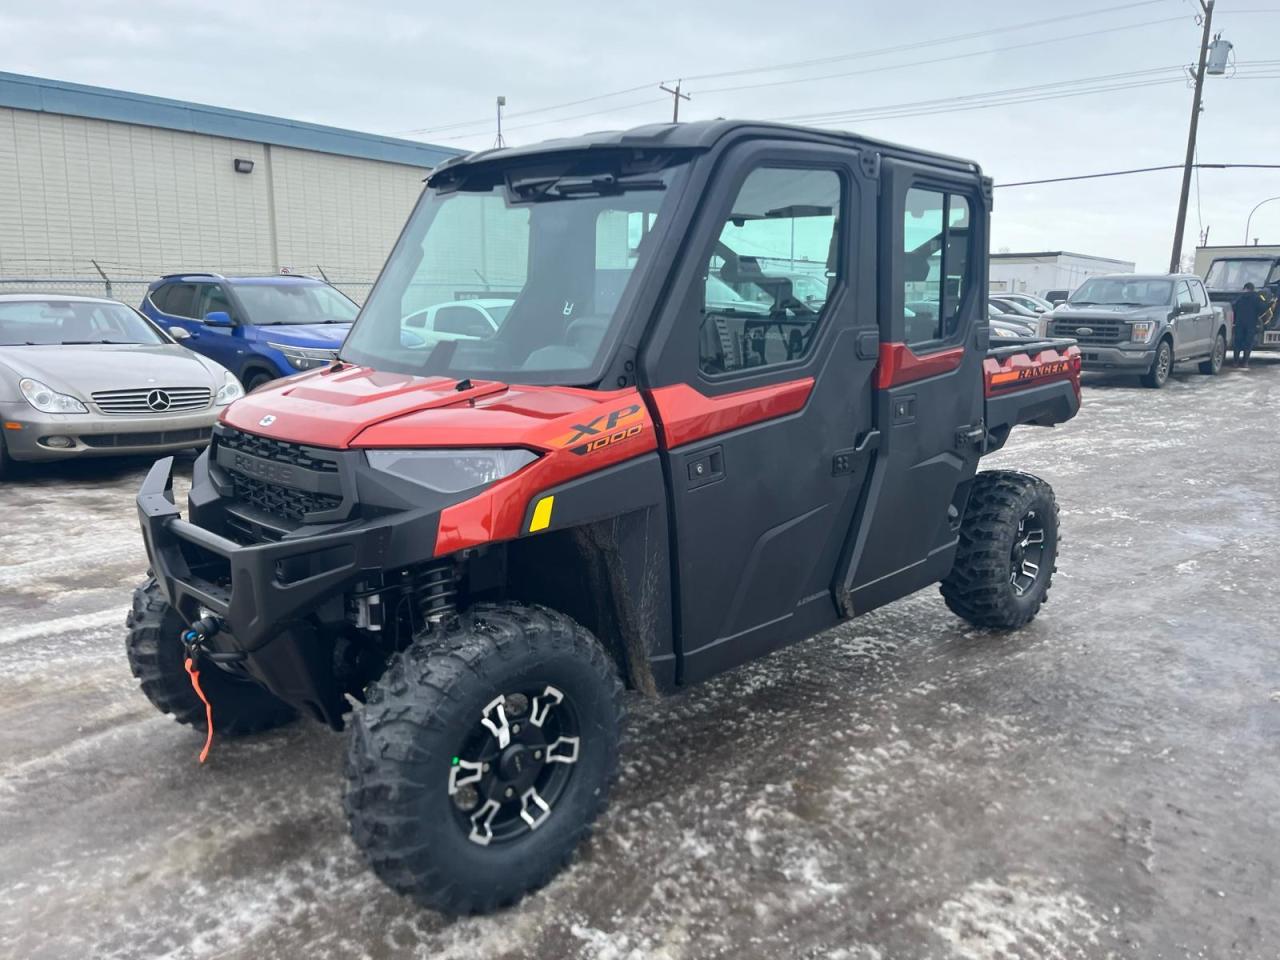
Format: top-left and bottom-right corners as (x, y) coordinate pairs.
(412, 560), (459, 625)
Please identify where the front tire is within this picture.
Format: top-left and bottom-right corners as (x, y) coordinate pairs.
(941, 471), (1060, 629)
(344, 603), (623, 914)
(1199, 331), (1226, 375)
(0, 433), (10, 479)
(1141, 339), (1173, 388)
(125, 578), (297, 735)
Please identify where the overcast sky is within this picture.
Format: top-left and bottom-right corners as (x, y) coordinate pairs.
(3, 0), (1278, 271)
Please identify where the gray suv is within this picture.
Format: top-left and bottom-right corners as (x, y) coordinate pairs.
(1045, 273), (1228, 388)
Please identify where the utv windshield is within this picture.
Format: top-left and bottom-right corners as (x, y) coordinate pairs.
(341, 152), (691, 384)
(1204, 258), (1276, 291)
(1069, 278), (1171, 307)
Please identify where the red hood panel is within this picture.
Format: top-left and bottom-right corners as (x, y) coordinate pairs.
(221, 366), (511, 446)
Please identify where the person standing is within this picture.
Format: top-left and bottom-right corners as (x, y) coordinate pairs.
(1232, 282), (1266, 368)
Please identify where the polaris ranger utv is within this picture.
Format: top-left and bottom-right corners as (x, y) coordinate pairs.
(127, 120), (1081, 914)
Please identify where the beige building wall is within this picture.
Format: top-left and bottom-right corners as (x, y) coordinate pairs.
(0, 104), (429, 303)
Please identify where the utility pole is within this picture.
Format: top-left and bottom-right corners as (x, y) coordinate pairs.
(658, 81), (690, 122)
(1169, 0), (1215, 274)
(495, 96), (507, 148)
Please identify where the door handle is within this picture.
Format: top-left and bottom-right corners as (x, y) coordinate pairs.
(686, 445), (724, 490)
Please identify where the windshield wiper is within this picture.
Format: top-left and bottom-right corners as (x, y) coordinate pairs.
(59, 339), (141, 345)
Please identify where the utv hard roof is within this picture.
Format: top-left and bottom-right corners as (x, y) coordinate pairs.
(429, 119), (982, 180)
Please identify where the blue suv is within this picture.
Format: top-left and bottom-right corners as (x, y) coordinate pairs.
(141, 273), (358, 390)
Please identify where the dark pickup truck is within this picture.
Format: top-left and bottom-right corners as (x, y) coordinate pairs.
(126, 119), (1082, 914)
(1046, 273), (1228, 387)
(1203, 255), (1280, 351)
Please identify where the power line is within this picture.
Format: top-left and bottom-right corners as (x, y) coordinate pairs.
(681, 0), (1172, 83)
(996, 163), (1280, 189)
(694, 16), (1189, 96)
(392, 0), (1183, 140)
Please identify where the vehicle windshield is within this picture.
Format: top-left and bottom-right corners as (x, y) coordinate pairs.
(1204, 258), (1275, 291)
(231, 281), (359, 325)
(1069, 278), (1172, 307)
(341, 152), (690, 383)
(0, 299), (167, 346)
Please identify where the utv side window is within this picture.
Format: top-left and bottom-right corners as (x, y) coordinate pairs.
(903, 188), (972, 347)
(699, 167), (842, 376)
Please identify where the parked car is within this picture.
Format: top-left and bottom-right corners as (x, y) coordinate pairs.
(990, 296), (1042, 320)
(995, 292), (1054, 314)
(0, 294), (241, 476)
(402, 298), (513, 340)
(1044, 273), (1228, 387)
(987, 303), (1036, 338)
(140, 273), (358, 390)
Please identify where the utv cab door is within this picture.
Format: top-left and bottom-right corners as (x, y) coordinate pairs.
(640, 140), (881, 684)
(833, 158), (987, 616)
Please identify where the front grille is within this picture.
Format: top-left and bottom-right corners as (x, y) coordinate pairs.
(92, 386), (212, 414)
(214, 426), (344, 525)
(228, 473), (343, 522)
(81, 427), (210, 448)
(1050, 320), (1127, 345)
(217, 428), (340, 473)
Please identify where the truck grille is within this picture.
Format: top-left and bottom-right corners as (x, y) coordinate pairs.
(1049, 320), (1126, 345)
(228, 474), (343, 522)
(92, 387), (212, 414)
(213, 426), (344, 525)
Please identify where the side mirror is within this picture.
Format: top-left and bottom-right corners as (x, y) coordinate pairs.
(168, 326), (191, 341)
(204, 310), (234, 327)
(1176, 302), (1196, 315)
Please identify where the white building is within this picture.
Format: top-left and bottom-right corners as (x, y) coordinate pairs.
(989, 251), (1135, 299)
(0, 72), (458, 304)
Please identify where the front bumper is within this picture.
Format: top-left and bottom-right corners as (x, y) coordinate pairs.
(1075, 344), (1155, 371)
(137, 442), (447, 723)
(0, 401), (216, 462)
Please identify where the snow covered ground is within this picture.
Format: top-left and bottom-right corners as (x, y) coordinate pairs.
(2, 362), (1279, 959)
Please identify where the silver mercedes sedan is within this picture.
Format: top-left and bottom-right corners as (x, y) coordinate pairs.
(0, 294), (242, 476)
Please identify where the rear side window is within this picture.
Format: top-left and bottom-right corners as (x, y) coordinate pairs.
(903, 189), (972, 347)
(155, 283), (199, 318)
(698, 166), (842, 376)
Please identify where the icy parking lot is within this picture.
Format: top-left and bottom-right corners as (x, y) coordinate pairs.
(2, 363), (1279, 960)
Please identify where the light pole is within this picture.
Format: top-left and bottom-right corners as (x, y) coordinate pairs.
(1244, 196), (1280, 244)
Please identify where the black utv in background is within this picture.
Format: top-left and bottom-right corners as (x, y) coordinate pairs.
(1046, 273), (1228, 387)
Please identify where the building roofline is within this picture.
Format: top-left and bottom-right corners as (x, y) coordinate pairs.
(0, 71), (460, 169)
(989, 251), (1133, 264)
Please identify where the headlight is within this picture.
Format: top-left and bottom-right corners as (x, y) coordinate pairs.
(19, 378), (88, 414)
(1130, 321), (1157, 343)
(266, 342), (339, 370)
(366, 448), (539, 494)
(215, 370), (244, 406)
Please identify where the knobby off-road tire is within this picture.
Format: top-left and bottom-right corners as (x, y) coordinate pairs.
(1141, 338), (1173, 388)
(125, 577), (296, 735)
(941, 470), (1060, 629)
(1199, 331), (1226, 375)
(344, 603), (624, 915)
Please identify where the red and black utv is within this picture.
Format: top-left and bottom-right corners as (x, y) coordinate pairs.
(128, 120), (1081, 914)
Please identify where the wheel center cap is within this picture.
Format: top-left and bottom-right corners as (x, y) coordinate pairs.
(498, 744), (531, 781)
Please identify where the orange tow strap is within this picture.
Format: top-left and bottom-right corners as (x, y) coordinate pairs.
(184, 657), (215, 764)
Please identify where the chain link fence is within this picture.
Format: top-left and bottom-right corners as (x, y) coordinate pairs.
(0, 261), (374, 307)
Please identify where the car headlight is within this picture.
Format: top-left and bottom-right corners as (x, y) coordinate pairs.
(365, 448), (539, 494)
(1130, 321), (1157, 343)
(266, 342), (340, 370)
(19, 377), (88, 414)
(215, 370), (245, 406)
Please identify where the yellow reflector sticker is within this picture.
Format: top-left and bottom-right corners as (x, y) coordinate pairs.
(529, 495), (555, 532)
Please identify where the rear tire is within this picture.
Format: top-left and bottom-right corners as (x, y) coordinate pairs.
(1141, 339), (1173, 388)
(125, 577), (296, 735)
(941, 470), (1060, 629)
(1199, 331), (1226, 375)
(344, 603), (624, 914)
